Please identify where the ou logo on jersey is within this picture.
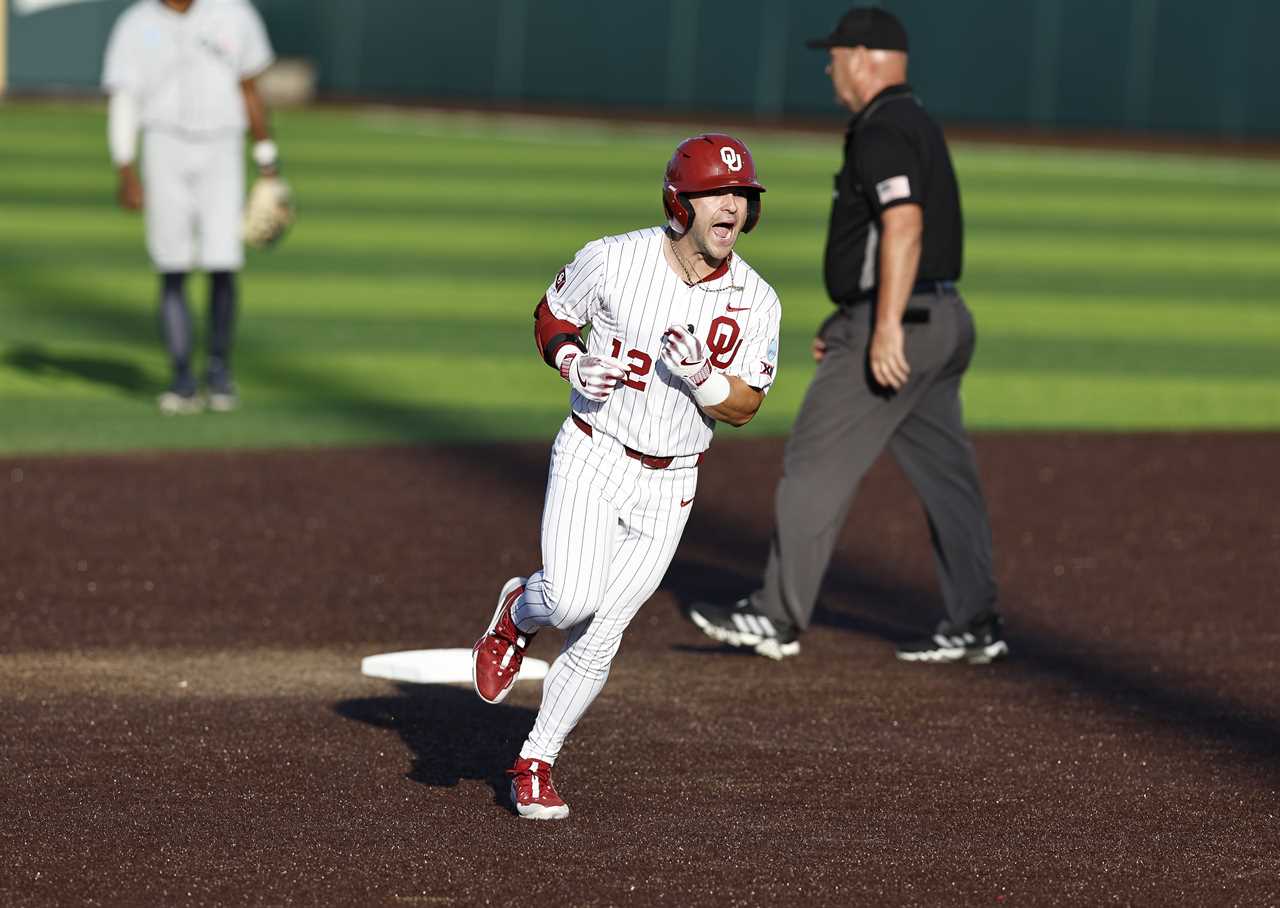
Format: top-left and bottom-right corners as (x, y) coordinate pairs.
(719, 147), (743, 172)
(706, 315), (743, 369)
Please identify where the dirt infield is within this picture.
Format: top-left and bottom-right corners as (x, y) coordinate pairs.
(2, 433), (1278, 906)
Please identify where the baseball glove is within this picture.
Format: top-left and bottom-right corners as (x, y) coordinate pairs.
(243, 175), (294, 249)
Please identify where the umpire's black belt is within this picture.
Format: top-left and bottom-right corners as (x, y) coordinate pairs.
(839, 280), (956, 323)
(840, 279), (957, 307)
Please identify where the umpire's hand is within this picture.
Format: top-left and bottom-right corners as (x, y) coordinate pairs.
(811, 310), (843, 363)
(869, 323), (910, 390)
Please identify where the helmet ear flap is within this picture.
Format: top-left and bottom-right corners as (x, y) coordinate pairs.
(743, 193), (761, 233)
(663, 183), (694, 234)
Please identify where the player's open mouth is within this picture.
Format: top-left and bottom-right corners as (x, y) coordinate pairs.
(711, 221), (735, 241)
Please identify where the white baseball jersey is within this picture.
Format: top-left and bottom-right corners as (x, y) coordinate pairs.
(545, 226), (782, 456)
(102, 0), (274, 137)
(495, 225), (783, 766)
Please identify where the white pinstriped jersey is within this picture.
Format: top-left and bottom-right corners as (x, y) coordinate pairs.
(545, 226), (782, 456)
(102, 0), (275, 136)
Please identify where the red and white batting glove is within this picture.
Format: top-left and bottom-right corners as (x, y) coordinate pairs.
(558, 349), (629, 402)
(661, 324), (731, 407)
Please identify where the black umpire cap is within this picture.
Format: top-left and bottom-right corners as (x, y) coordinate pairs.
(805, 7), (909, 52)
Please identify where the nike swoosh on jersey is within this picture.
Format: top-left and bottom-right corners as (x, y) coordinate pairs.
(679, 497), (695, 507)
(726, 305), (750, 312)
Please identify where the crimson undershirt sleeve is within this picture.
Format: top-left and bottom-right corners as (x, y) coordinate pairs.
(533, 296), (584, 368)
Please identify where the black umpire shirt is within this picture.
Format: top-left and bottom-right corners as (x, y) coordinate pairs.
(824, 83), (963, 304)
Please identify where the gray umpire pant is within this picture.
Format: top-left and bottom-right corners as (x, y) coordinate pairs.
(751, 287), (998, 632)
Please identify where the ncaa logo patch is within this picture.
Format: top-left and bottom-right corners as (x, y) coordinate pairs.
(720, 147), (743, 172)
(554, 268), (567, 292)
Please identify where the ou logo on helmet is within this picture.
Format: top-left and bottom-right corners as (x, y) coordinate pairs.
(720, 146), (743, 172)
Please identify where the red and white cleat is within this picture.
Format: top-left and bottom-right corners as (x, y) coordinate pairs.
(472, 576), (532, 704)
(508, 757), (569, 820)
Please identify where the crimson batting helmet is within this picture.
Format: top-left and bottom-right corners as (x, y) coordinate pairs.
(662, 133), (766, 235)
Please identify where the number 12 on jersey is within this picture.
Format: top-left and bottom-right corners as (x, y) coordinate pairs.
(609, 338), (651, 391)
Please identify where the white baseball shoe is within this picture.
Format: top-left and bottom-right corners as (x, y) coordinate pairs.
(207, 389), (239, 412)
(157, 390), (204, 415)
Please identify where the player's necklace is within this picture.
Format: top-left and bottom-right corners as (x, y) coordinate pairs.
(667, 232), (742, 294)
(668, 234), (700, 286)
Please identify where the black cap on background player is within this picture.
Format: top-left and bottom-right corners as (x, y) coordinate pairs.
(805, 6), (909, 52)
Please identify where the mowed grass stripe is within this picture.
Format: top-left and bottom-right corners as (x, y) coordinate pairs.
(3, 196), (1273, 273)
(8, 136), (1277, 202)
(965, 372), (1280, 428)
(9, 312), (1273, 383)
(6, 103), (1280, 177)
(0, 398), (577, 453)
(5, 274), (1271, 377)
(7, 112), (1280, 199)
(12, 255), (1272, 312)
(7, 186), (1277, 245)
(7, 237), (1277, 292)
(975, 296), (1280, 343)
(5, 367), (1275, 454)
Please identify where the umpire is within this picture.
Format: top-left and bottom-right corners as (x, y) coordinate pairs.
(688, 7), (1005, 664)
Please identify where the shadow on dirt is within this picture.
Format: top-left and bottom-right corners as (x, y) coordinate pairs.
(661, 556), (940, 645)
(665, 553), (1280, 776)
(661, 541), (1280, 775)
(999, 633), (1280, 769)
(333, 683), (536, 810)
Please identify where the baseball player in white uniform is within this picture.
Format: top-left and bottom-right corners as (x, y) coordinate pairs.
(471, 134), (783, 819)
(102, 0), (278, 414)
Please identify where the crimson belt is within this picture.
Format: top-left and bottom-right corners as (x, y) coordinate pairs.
(571, 413), (703, 470)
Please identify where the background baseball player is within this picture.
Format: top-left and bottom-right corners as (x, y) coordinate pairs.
(470, 134), (782, 819)
(103, 0), (280, 414)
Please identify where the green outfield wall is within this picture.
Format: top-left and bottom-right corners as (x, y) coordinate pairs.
(6, 0), (1278, 137)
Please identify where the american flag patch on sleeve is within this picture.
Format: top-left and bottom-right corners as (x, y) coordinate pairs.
(875, 175), (912, 205)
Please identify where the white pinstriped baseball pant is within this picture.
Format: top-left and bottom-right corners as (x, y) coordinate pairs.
(513, 415), (698, 764)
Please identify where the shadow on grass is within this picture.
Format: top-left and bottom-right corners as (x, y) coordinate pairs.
(3, 343), (157, 397)
(0, 258), (537, 444)
(333, 682), (536, 813)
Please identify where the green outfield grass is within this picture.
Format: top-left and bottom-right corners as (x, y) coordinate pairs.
(1, 102), (1278, 454)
